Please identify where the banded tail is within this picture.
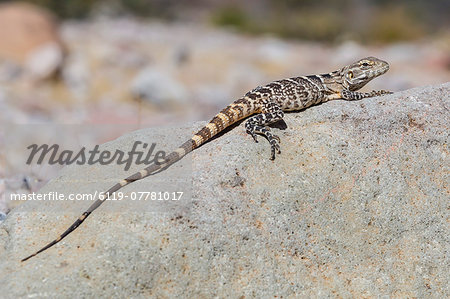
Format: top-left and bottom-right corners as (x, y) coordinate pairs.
(22, 100), (254, 262)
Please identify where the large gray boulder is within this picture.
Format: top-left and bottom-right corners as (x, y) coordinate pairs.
(1, 83), (449, 298)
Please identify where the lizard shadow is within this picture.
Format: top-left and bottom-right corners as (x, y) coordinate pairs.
(148, 108), (322, 176)
(150, 120), (247, 175)
(154, 99), (353, 175)
(268, 119), (288, 130)
(203, 118), (288, 145)
(151, 117), (291, 176)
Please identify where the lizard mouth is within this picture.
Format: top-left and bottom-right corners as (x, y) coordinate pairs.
(377, 64), (390, 75)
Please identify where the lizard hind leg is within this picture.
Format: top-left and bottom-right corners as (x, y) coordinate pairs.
(245, 100), (284, 160)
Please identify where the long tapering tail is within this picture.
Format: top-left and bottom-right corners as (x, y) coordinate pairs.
(22, 100), (253, 262)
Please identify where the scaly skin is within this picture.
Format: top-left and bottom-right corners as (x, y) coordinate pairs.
(22, 57), (392, 262)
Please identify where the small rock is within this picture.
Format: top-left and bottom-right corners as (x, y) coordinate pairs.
(0, 2), (65, 80)
(131, 67), (188, 106)
(62, 53), (90, 99)
(25, 41), (65, 80)
(0, 212), (6, 223)
(173, 45), (190, 66)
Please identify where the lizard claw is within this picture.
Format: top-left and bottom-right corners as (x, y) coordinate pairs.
(273, 134), (281, 143)
(270, 145), (281, 160)
(269, 137), (281, 160)
(247, 130), (258, 143)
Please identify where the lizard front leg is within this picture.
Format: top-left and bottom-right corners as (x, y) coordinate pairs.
(341, 89), (392, 101)
(245, 100), (284, 160)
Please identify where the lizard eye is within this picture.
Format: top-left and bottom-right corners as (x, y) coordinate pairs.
(362, 62), (370, 67)
(347, 71), (354, 79)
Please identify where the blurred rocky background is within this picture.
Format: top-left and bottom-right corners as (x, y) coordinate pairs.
(0, 0), (449, 216)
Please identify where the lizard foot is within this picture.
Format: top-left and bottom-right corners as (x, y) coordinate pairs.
(268, 133), (281, 160)
(247, 130), (259, 143)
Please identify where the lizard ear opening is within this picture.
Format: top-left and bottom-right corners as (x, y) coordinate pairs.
(347, 71), (354, 79)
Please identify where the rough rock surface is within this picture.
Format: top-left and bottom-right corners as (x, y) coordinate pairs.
(1, 83), (449, 297)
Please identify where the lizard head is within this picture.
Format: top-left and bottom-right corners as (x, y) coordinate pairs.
(341, 57), (389, 91)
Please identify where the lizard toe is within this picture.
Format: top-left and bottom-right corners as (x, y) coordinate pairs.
(273, 134), (281, 143)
